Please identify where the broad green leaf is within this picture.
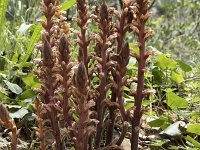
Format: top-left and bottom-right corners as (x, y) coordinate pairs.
(0, 0), (8, 31)
(187, 123), (200, 135)
(177, 60), (192, 72)
(20, 0), (76, 66)
(190, 112), (200, 120)
(3, 80), (23, 94)
(159, 121), (186, 137)
(129, 43), (139, 55)
(170, 72), (184, 84)
(185, 135), (200, 148)
(148, 117), (167, 127)
(192, 97), (200, 103)
(9, 108), (28, 119)
(124, 102), (134, 110)
(22, 74), (40, 88)
(61, 0), (76, 10)
(18, 89), (35, 100)
(156, 54), (177, 70)
(166, 92), (188, 109)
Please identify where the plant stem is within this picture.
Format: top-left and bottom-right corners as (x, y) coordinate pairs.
(131, 0), (149, 149)
(11, 126), (18, 150)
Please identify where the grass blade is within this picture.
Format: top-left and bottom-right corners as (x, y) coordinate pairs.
(0, 0), (8, 32)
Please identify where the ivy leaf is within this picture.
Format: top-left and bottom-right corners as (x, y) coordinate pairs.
(187, 123), (200, 135)
(177, 60), (192, 72)
(156, 54), (177, 70)
(3, 80), (23, 94)
(166, 92), (188, 109)
(170, 72), (184, 84)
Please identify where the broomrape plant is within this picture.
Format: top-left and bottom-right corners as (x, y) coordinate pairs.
(0, 0), (155, 149)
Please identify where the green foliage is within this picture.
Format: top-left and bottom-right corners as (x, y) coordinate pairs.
(166, 92), (188, 109)
(148, 117), (168, 128)
(187, 124), (200, 135)
(0, 0), (8, 31)
(156, 54), (177, 70)
(21, 0), (76, 67)
(3, 80), (23, 95)
(185, 136), (200, 148)
(149, 0), (200, 64)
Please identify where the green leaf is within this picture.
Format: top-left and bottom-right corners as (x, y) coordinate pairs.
(148, 117), (167, 127)
(150, 140), (168, 147)
(72, 113), (79, 122)
(160, 121), (186, 137)
(129, 43), (139, 55)
(71, 147), (75, 150)
(0, 0), (8, 31)
(20, 0), (76, 66)
(3, 80), (23, 94)
(156, 54), (177, 70)
(166, 92), (188, 109)
(18, 89), (35, 100)
(0, 56), (6, 71)
(0, 84), (8, 95)
(61, 0), (76, 10)
(152, 68), (164, 84)
(177, 60), (192, 72)
(20, 24), (43, 67)
(124, 102), (134, 110)
(185, 135), (200, 148)
(9, 108), (28, 119)
(187, 123), (200, 135)
(170, 72), (184, 84)
(22, 74), (40, 88)
(0, 91), (10, 102)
